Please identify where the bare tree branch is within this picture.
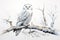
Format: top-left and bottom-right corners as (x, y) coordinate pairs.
(48, 5), (57, 28)
(1, 5), (58, 36)
(37, 5), (48, 26)
(1, 23), (57, 36)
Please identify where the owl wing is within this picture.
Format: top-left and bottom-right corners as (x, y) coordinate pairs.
(16, 11), (32, 26)
(23, 12), (33, 25)
(15, 11), (33, 36)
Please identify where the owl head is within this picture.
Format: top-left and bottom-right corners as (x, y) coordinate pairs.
(23, 4), (33, 10)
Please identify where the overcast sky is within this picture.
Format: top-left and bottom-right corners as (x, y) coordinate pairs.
(0, 0), (60, 40)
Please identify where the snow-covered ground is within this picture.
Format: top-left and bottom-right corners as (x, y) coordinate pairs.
(0, 0), (60, 40)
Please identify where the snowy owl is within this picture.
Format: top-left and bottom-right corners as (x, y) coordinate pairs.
(16, 4), (33, 26)
(14, 4), (33, 36)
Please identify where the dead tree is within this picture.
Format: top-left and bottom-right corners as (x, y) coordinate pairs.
(1, 5), (58, 36)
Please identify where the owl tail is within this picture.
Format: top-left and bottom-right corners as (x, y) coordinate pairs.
(15, 30), (21, 36)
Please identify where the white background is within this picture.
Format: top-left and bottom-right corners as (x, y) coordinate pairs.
(0, 0), (60, 40)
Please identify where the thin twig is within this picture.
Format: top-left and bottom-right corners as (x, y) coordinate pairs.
(37, 5), (47, 26)
(48, 6), (57, 28)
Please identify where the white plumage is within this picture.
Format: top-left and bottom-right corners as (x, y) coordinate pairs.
(15, 4), (33, 36)
(16, 4), (33, 26)
(1, 4), (57, 36)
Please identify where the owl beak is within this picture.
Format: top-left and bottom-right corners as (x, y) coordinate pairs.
(26, 7), (29, 10)
(27, 8), (29, 10)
